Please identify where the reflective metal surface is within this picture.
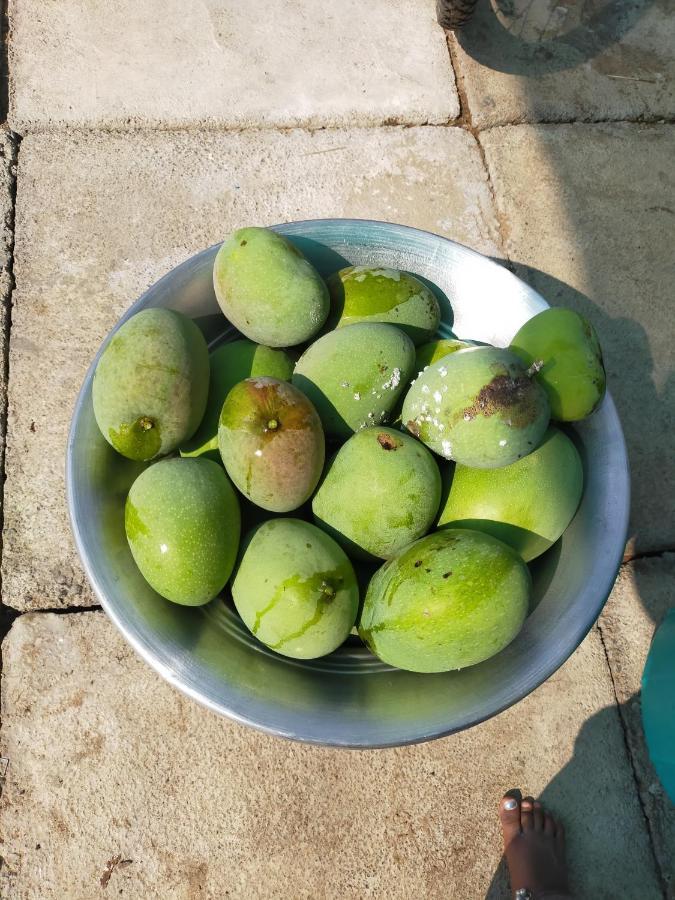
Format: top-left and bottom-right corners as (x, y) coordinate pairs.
(67, 219), (630, 747)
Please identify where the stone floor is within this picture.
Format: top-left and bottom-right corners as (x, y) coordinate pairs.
(0, 0), (673, 897)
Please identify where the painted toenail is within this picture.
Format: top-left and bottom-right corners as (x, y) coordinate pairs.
(503, 798), (518, 810)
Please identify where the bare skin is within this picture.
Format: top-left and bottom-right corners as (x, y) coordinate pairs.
(498, 790), (571, 899)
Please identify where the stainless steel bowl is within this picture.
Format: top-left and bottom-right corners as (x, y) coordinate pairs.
(67, 219), (630, 748)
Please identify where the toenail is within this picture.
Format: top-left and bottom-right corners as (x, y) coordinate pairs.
(503, 798), (518, 810)
(522, 801), (532, 809)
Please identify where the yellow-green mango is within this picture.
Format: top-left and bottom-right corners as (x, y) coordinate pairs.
(359, 528), (530, 672)
(415, 337), (472, 372)
(438, 427), (583, 561)
(180, 340), (294, 460)
(509, 307), (606, 421)
(219, 377), (324, 512)
(402, 346), (550, 468)
(93, 308), (209, 461)
(125, 457), (240, 606)
(312, 426), (441, 559)
(232, 518), (359, 659)
(292, 322), (415, 438)
(326, 266), (440, 345)
(213, 227), (329, 347)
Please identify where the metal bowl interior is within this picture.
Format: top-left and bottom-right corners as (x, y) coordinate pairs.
(67, 219), (629, 748)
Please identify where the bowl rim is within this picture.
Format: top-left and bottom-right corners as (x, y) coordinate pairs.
(66, 217), (631, 748)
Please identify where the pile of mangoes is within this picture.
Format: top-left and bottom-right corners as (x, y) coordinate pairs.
(93, 227), (606, 673)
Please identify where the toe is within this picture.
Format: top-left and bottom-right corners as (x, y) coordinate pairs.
(544, 812), (556, 836)
(555, 819), (566, 852)
(499, 790), (522, 842)
(533, 800), (545, 832)
(520, 796), (535, 831)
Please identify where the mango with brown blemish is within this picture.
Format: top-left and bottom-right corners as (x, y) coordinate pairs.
(402, 346), (550, 468)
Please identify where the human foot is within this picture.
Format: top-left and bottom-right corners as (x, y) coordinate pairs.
(498, 790), (571, 899)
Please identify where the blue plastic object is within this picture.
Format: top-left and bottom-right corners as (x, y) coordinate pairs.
(642, 609), (675, 804)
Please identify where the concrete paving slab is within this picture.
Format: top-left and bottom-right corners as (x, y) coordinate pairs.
(480, 122), (675, 557)
(2, 127), (499, 611)
(599, 554), (675, 897)
(8, 0), (458, 132)
(0, 611), (662, 898)
(450, 0), (675, 128)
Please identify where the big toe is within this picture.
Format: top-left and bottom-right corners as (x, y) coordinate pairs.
(499, 790), (522, 842)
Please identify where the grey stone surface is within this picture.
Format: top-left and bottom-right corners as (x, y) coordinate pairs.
(480, 122), (675, 557)
(0, 611), (662, 898)
(599, 554), (675, 898)
(8, 0), (458, 132)
(450, 0), (675, 128)
(2, 127), (499, 611)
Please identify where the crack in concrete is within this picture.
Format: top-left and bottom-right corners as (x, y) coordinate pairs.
(446, 35), (514, 266)
(622, 548), (675, 564)
(595, 620), (669, 899)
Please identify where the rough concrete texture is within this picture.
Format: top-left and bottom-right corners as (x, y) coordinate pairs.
(0, 611), (662, 899)
(450, 0), (675, 128)
(599, 554), (675, 897)
(8, 0), (458, 132)
(2, 127), (499, 611)
(480, 123), (675, 557)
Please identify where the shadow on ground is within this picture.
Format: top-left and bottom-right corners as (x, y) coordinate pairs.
(456, 0), (656, 76)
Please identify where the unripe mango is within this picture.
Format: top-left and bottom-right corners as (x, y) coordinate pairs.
(359, 529), (530, 672)
(125, 457), (240, 606)
(213, 227), (329, 347)
(292, 323), (415, 438)
(93, 309), (209, 461)
(232, 518), (359, 659)
(509, 307), (606, 421)
(219, 377), (324, 512)
(312, 426), (441, 559)
(180, 340), (294, 459)
(438, 426), (583, 561)
(402, 346), (550, 468)
(326, 266), (440, 345)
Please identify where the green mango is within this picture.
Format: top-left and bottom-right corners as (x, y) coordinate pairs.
(125, 457), (240, 606)
(93, 308), (209, 461)
(402, 346), (550, 468)
(312, 426), (441, 560)
(359, 528), (530, 672)
(292, 322), (415, 438)
(219, 377), (324, 512)
(509, 307), (606, 421)
(414, 337), (471, 372)
(180, 340), (294, 460)
(232, 518), (359, 659)
(438, 426), (583, 561)
(213, 227), (329, 347)
(326, 266), (440, 345)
